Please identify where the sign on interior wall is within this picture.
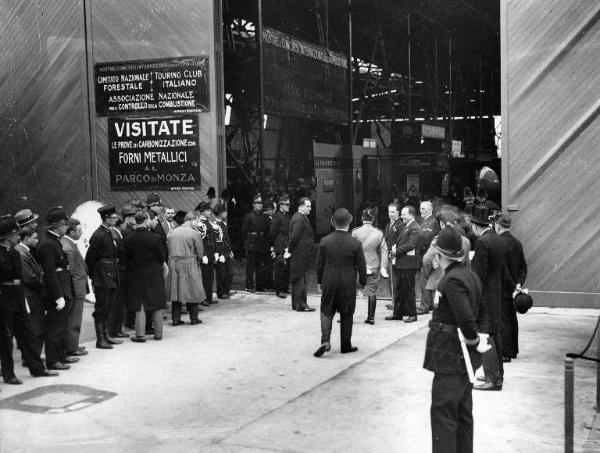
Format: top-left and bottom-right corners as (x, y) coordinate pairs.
(108, 116), (200, 191)
(94, 56), (209, 116)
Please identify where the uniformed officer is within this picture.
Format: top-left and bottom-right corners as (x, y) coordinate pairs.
(0, 215), (58, 382)
(85, 206), (123, 349)
(269, 195), (291, 298)
(423, 226), (490, 453)
(195, 201), (219, 305)
(214, 203), (234, 299)
(37, 207), (78, 370)
(242, 195), (270, 292)
(352, 207), (384, 324)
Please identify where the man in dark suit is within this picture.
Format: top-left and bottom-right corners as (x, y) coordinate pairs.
(269, 195), (291, 298)
(0, 215), (58, 381)
(385, 205), (422, 322)
(380, 203), (403, 310)
(242, 195), (270, 292)
(86, 206), (122, 350)
(288, 197), (316, 311)
(495, 214), (527, 361)
(38, 206), (78, 371)
(314, 208), (367, 357)
(470, 205), (507, 391)
(418, 200), (440, 314)
(424, 226), (490, 453)
(60, 218), (89, 357)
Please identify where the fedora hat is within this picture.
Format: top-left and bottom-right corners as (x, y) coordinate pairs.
(46, 206), (69, 228)
(15, 209), (39, 227)
(331, 208), (353, 229)
(0, 215), (20, 240)
(434, 225), (465, 261)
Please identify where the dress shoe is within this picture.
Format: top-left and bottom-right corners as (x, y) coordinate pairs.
(364, 318), (374, 325)
(474, 381), (502, 391)
(200, 301), (210, 307)
(502, 357), (512, 363)
(297, 306), (316, 312)
(172, 320), (185, 326)
(190, 319), (203, 325)
(341, 346), (359, 354)
(416, 308), (429, 315)
(62, 356), (79, 364)
(276, 292), (287, 298)
(67, 349), (88, 356)
(77, 345), (86, 351)
(313, 343), (331, 357)
(113, 332), (130, 338)
(4, 377), (23, 385)
(33, 369), (59, 377)
(154, 336), (162, 341)
(131, 336), (146, 343)
(404, 316), (418, 323)
(385, 315), (403, 320)
(246, 288), (256, 293)
(47, 362), (70, 370)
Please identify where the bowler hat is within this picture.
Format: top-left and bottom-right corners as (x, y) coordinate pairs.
(470, 205), (492, 226)
(0, 215), (20, 239)
(434, 226), (465, 260)
(97, 205), (117, 218)
(495, 213), (511, 229)
(15, 209), (39, 227)
(146, 192), (161, 206)
(514, 292), (533, 314)
(195, 201), (211, 212)
(206, 186), (216, 198)
(331, 208), (353, 228)
(46, 206), (69, 228)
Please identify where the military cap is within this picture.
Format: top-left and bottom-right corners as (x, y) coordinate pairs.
(331, 208), (353, 228)
(15, 209), (39, 228)
(0, 215), (21, 239)
(278, 194), (290, 204)
(434, 225), (464, 261)
(97, 205), (117, 218)
(46, 206), (69, 227)
(195, 201), (212, 212)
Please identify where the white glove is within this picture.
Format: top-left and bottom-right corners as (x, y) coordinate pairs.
(391, 244), (397, 256)
(380, 267), (389, 278)
(202, 256), (209, 264)
(476, 333), (492, 353)
(214, 252), (219, 263)
(366, 265), (373, 275)
(230, 251), (234, 259)
(271, 251), (276, 259)
(55, 297), (66, 311)
(391, 257), (396, 266)
(218, 254), (226, 263)
(283, 248), (291, 259)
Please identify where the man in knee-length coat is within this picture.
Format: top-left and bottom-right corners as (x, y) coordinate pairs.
(288, 197), (317, 311)
(314, 208), (367, 357)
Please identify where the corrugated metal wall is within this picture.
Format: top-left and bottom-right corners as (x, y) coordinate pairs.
(502, 0), (600, 307)
(0, 0), (222, 218)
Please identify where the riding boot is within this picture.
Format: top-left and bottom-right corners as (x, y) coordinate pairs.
(172, 302), (183, 325)
(188, 303), (202, 325)
(103, 322), (123, 345)
(95, 321), (113, 349)
(365, 296), (376, 325)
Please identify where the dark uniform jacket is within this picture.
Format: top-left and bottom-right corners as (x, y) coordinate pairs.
(424, 262), (488, 374)
(288, 212), (315, 281)
(242, 210), (270, 253)
(499, 231), (527, 298)
(393, 219), (422, 270)
(197, 215), (219, 259)
(418, 215), (440, 263)
(316, 230), (367, 315)
(471, 228), (506, 333)
(215, 219), (232, 257)
(86, 225), (119, 288)
(0, 245), (26, 312)
(269, 210), (290, 254)
(124, 227), (167, 312)
(38, 231), (73, 300)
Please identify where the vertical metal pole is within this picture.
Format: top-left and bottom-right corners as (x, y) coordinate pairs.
(448, 35), (453, 143)
(407, 13), (412, 121)
(324, 0), (329, 49)
(256, 0), (265, 192)
(565, 357), (574, 453)
(348, 0), (353, 146)
(597, 329), (600, 412)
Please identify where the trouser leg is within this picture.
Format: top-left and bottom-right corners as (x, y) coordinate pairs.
(152, 310), (163, 339)
(135, 308), (146, 338)
(320, 311), (333, 345)
(420, 271), (433, 311)
(64, 297), (84, 354)
(399, 269), (417, 317)
(13, 312), (45, 375)
(246, 251), (257, 289)
(392, 268), (404, 317)
(456, 379), (474, 453)
(108, 278), (127, 335)
(215, 262), (226, 297)
(224, 258), (233, 293)
(0, 312), (16, 381)
(187, 303), (199, 323)
(44, 299), (69, 365)
(93, 286), (116, 323)
(291, 276), (306, 310)
(171, 301), (182, 324)
(481, 335), (502, 384)
(431, 373), (464, 453)
(340, 313), (354, 351)
(201, 262), (214, 303)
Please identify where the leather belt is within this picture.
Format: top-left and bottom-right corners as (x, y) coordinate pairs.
(0, 279), (21, 286)
(428, 321), (457, 333)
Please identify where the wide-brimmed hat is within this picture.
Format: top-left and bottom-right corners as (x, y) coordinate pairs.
(470, 205), (492, 226)
(0, 215), (21, 239)
(331, 208), (353, 228)
(434, 226), (465, 261)
(46, 206), (69, 228)
(15, 209), (39, 227)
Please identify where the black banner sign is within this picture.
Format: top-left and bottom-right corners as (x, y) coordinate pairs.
(262, 28), (349, 124)
(95, 56), (209, 116)
(108, 116), (200, 191)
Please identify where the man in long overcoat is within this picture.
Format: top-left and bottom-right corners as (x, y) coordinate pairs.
(124, 212), (168, 341)
(269, 195), (291, 298)
(470, 205), (507, 390)
(167, 212), (205, 325)
(242, 195), (270, 292)
(314, 209), (367, 357)
(288, 197), (316, 311)
(495, 214), (527, 361)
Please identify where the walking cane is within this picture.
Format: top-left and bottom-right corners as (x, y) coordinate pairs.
(458, 328), (476, 384)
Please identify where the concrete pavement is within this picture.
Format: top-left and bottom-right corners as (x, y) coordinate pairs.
(0, 293), (598, 452)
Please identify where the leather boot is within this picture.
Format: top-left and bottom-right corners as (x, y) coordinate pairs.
(95, 321), (113, 349)
(103, 322), (123, 345)
(172, 302), (183, 326)
(364, 296), (376, 325)
(188, 303), (202, 325)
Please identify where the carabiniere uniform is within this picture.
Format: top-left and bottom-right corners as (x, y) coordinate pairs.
(197, 213), (218, 305)
(215, 217), (232, 299)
